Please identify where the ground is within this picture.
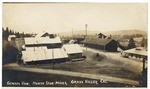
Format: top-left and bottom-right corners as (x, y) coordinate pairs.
(30, 47), (143, 81)
(2, 46), (144, 87)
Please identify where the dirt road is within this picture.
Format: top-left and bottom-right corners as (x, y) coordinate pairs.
(3, 63), (139, 86)
(81, 47), (143, 74)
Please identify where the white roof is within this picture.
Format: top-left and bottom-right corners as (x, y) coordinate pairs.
(22, 48), (68, 62)
(24, 37), (61, 45)
(63, 44), (83, 54)
(133, 37), (143, 42)
(123, 47), (147, 56)
(8, 35), (16, 38)
(69, 40), (77, 44)
(35, 31), (48, 37)
(26, 46), (47, 51)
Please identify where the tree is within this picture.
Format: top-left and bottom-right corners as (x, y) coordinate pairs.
(141, 38), (147, 47)
(2, 27), (6, 40)
(128, 37), (136, 49)
(109, 34), (112, 39)
(5, 27), (9, 39)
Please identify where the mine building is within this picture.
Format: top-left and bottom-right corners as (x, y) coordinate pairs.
(8, 35), (16, 41)
(19, 32), (84, 65)
(122, 47), (147, 60)
(63, 44), (83, 59)
(81, 33), (118, 52)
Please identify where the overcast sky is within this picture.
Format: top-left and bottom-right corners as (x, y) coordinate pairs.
(2, 3), (147, 34)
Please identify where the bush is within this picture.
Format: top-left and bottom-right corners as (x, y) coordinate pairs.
(93, 53), (107, 61)
(2, 40), (19, 64)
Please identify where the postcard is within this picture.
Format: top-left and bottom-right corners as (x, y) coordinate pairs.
(2, 2), (148, 88)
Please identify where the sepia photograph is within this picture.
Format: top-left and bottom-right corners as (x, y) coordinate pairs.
(2, 2), (148, 87)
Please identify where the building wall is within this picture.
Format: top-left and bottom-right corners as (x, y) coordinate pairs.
(85, 43), (104, 50)
(15, 38), (25, 51)
(68, 53), (82, 59)
(105, 40), (118, 52)
(85, 42), (117, 52)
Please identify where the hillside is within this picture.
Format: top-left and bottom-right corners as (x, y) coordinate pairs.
(58, 30), (147, 37)
(102, 30), (147, 36)
(58, 30), (99, 36)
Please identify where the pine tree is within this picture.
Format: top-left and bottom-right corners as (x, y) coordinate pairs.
(5, 27), (9, 40)
(141, 38), (146, 47)
(128, 37), (136, 49)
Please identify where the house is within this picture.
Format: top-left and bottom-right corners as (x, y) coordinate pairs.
(8, 35), (16, 41)
(98, 33), (107, 39)
(117, 42), (129, 51)
(35, 31), (57, 38)
(124, 37), (147, 47)
(63, 44), (83, 59)
(122, 47), (147, 60)
(133, 37), (144, 47)
(81, 38), (118, 52)
(35, 31), (49, 37)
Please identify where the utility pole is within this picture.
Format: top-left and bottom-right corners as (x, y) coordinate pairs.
(142, 58), (146, 71)
(52, 48), (54, 69)
(85, 24), (88, 51)
(72, 28), (73, 39)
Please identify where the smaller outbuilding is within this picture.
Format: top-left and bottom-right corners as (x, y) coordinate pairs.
(8, 35), (16, 41)
(117, 42), (129, 52)
(63, 44), (83, 59)
(122, 47), (147, 60)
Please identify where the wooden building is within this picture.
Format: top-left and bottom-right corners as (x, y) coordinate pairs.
(63, 44), (83, 59)
(8, 35), (16, 41)
(81, 38), (118, 52)
(21, 34), (68, 64)
(122, 47), (147, 60)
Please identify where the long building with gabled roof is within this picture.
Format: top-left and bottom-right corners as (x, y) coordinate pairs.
(81, 37), (118, 52)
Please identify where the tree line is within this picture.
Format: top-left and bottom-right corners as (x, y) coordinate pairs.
(2, 27), (35, 40)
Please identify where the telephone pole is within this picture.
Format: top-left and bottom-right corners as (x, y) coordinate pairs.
(72, 28), (73, 38)
(85, 24), (88, 51)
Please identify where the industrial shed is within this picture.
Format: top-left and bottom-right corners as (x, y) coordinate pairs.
(63, 44), (83, 59)
(22, 48), (68, 64)
(21, 35), (68, 64)
(81, 38), (118, 52)
(122, 47), (147, 60)
(24, 37), (62, 48)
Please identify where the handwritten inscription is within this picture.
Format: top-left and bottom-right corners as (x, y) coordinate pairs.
(6, 79), (105, 86)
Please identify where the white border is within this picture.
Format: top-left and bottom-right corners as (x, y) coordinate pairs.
(1, 0), (149, 89)
(1, 0), (149, 3)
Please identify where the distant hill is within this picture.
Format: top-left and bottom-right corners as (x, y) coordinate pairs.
(58, 29), (147, 37)
(102, 30), (147, 36)
(58, 30), (99, 36)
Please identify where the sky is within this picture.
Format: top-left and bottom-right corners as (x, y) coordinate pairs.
(2, 3), (148, 34)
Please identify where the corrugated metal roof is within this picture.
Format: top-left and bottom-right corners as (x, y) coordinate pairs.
(123, 47), (147, 56)
(63, 44), (83, 54)
(22, 48), (68, 62)
(24, 37), (61, 45)
(26, 46), (47, 51)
